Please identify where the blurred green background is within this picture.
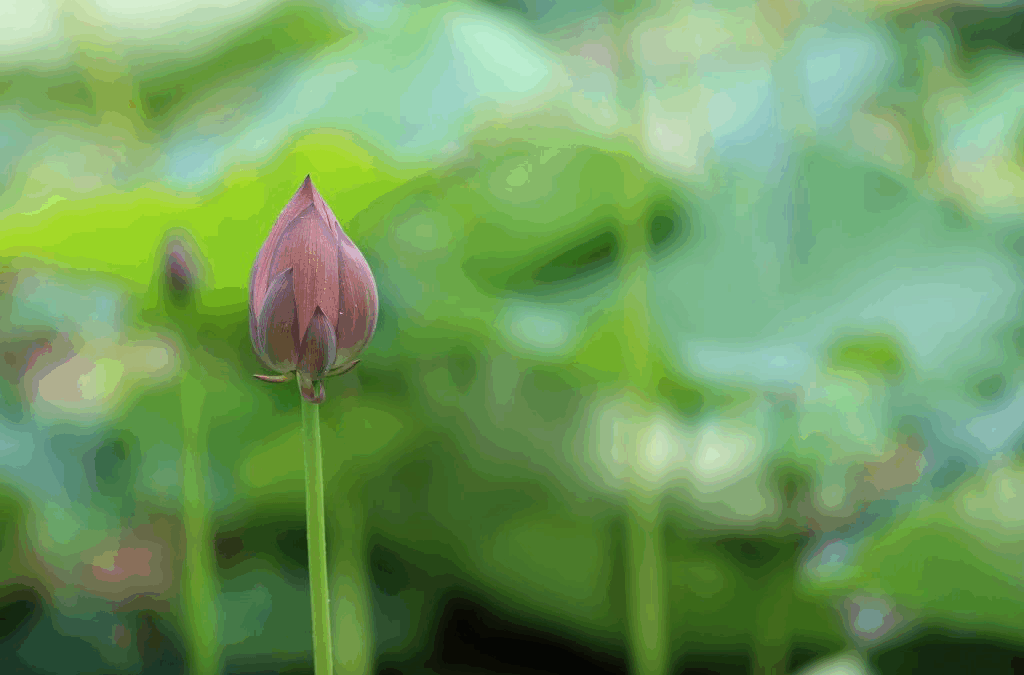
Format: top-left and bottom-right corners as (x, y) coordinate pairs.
(3, 0), (1024, 674)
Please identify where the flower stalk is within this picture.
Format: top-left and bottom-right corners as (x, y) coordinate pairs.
(299, 380), (333, 674)
(618, 251), (670, 675)
(626, 494), (669, 675)
(179, 371), (223, 675)
(156, 230), (223, 675)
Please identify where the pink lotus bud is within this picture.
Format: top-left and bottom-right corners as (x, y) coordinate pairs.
(161, 230), (206, 309)
(166, 242), (195, 296)
(248, 176), (378, 403)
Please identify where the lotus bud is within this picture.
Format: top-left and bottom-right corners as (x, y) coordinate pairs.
(161, 230), (205, 309)
(248, 176), (378, 404)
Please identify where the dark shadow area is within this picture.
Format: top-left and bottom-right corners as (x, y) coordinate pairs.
(945, 6), (1024, 59)
(463, 224), (621, 298)
(869, 627), (1024, 675)
(215, 515), (310, 584)
(646, 195), (697, 259)
(224, 661), (314, 675)
(138, 610), (187, 675)
(675, 651), (750, 675)
(787, 643), (839, 673)
(425, 594), (629, 675)
(716, 537), (801, 582)
(0, 585), (45, 674)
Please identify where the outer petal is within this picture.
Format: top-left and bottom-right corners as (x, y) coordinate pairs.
(248, 256), (261, 353)
(333, 232), (379, 370)
(297, 307), (337, 381)
(251, 177), (317, 315)
(251, 177), (340, 341)
(324, 359), (360, 379)
(267, 203), (339, 344)
(253, 268), (300, 373)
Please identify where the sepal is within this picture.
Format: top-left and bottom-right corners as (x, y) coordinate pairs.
(253, 372), (295, 383)
(324, 359), (361, 379)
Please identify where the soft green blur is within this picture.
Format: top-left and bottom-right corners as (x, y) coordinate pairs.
(3, 1), (1024, 674)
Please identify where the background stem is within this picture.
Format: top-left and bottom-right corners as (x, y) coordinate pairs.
(329, 488), (373, 675)
(179, 371), (223, 675)
(299, 383), (334, 674)
(626, 494), (669, 675)
(752, 572), (793, 675)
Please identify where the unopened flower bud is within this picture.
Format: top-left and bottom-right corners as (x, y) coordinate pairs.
(248, 176), (378, 404)
(161, 230), (205, 309)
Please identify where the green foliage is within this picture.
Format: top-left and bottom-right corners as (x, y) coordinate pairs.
(136, 2), (352, 128)
(827, 334), (907, 384)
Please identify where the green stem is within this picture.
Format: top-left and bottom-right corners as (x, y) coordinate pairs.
(180, 372), (223, 675)
(299, 381), (334, 675)
(625, 494), (669, 675)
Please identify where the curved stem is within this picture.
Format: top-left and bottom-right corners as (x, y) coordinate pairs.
(299, 382), (334, 674)
(180, 372), (223, 675)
